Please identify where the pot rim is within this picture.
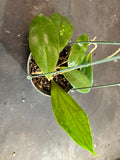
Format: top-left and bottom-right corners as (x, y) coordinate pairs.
(27, 53), (51, 97)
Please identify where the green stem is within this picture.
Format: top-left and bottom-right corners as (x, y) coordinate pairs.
(71, 82), (120, 90)
(68, 41), (120, 45)
(27, 55), (120, 80)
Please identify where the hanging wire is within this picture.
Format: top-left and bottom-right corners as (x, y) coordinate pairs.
(27, 55), (120, 79)
(71, 82), (120, 90)
(68, 41), (120, 45)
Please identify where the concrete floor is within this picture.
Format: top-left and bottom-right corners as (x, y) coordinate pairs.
(0, 0), (120, 159)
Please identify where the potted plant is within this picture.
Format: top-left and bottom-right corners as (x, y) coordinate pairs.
(27, 13), (120, 156)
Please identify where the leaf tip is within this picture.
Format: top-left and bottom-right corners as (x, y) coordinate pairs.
(93, 151), (98, 156)
(90, 148), (97, 156)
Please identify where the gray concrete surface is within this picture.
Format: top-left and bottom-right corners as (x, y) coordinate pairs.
(0, 0), (120, 159)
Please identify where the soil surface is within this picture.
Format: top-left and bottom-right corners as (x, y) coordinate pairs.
(29, 45), (72, 95)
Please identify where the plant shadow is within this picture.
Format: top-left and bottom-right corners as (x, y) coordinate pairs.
(1, 0), (54, 72)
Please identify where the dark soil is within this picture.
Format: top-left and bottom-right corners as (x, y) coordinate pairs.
(29, 45), (72, 95)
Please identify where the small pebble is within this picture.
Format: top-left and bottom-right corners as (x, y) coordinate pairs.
(12, 152), (16, 157)
(22, 98), (25, 102)
(5, 30), (10, 33)
(94, 144), (96, 148)
(114, 59), (118, 62)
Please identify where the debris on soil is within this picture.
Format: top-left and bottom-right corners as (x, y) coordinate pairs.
(33, 5), (38, 9)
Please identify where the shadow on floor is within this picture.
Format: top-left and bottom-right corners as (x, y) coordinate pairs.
(1, 0), (54, 72)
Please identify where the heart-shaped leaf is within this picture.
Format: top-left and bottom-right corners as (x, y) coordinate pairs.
(51, 80), (96, 155)
(81, 52), (93, 86)
(61, 67), (91, 93)
(68, 34), (89, 67)
(50, 13), (73, 52)
(29, 13), (60, 80)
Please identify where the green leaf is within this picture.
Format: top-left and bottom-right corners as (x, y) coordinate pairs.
(81, 52), (93, 86)
(51, 80), (96, 155)
(50, 13), (73, 52)
(68, 34), (89, 67)
(61, 67), (91, 93)
(29, 13), (60, 80)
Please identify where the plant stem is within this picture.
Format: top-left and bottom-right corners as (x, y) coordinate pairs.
(27, 55), (120, 79)
(68, 41), (120, 45)
(71, 82), (120, 90)
(105, 48), (120, 59)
